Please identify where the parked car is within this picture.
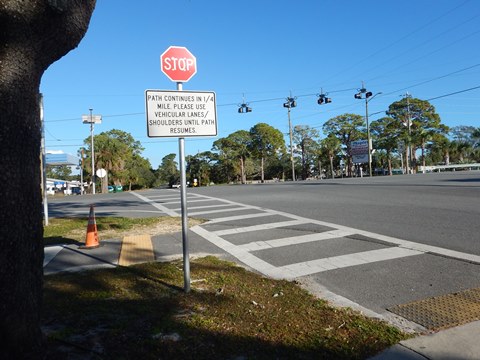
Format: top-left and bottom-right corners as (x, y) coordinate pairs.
(71, 187), (81, 195)
(114, 185), (123, 192)
(108, 186), (114, 193)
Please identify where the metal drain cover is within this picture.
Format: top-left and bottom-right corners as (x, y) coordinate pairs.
(388, 288), (480, 331)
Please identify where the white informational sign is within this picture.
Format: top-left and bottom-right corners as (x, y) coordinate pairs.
(351, 139), (369, 164)
(96, 168), (107, 178)
(82, 115), (102, 124)
(145, 90), (217, 138)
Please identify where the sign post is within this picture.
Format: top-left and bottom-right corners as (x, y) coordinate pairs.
(147, 46), (217, 293)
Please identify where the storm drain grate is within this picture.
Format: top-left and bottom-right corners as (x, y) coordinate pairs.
(388, 288), (480, 331)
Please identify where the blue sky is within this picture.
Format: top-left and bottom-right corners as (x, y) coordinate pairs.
(41, 0), (480, 169)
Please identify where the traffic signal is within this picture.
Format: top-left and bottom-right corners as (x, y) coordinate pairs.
(283, 97), (297, 108)
(238, 103), (252, 113)
(366, 91), (373, 98)
(354, 93), (362, 99)
(317, 91), (332, 105)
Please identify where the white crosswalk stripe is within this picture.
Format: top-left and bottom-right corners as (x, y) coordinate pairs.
(238, 229), (354, 251)
(279, 247), (423, 277)
(131, 190), (480, 282)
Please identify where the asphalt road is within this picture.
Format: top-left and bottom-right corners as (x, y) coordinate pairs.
(191, 171), (480, 256)
(46, 171), (480, 324)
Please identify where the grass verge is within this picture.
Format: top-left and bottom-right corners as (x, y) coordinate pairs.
(43, 257), (409, 359)
(43, 218), (409, 358)
(43, 216), (200, 246)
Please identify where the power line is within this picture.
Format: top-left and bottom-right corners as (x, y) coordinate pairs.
(320, 0), (474, 85)
(382, 63), (480, 97)
(427, 85), (480, 101)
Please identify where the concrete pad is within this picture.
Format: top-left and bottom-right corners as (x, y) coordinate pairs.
(369, 344), (427, 359)
(400, 320), (480, 360)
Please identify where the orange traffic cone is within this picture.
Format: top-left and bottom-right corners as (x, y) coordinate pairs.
(80, 204), (100, 249)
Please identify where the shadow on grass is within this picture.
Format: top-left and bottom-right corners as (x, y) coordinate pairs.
(42, 259), (404, 360)
(44, 236), (83, 247)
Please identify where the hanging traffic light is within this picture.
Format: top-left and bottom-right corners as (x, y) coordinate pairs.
(318, 92), (332, 105)
(238, 103), (252, 113)
(283, 97), (297, 108)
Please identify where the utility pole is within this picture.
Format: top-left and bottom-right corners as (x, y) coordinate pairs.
(401, 92), (413, 174)
(82, 109), (102, 194)
(355, 83), (381, 177)
(283, 96), (297, 181)
(89, 109), (95, 194)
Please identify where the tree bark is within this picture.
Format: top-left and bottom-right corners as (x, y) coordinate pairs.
(260, 156), (265, 183)
(239, 157), (246, 184)
(0, 1), (95, 358)
(329, 155), (334, 179)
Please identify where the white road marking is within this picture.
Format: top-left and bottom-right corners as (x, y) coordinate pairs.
(213, 219), (310, 236)
(162, 198), (214, 205)
(190, 225), (296, 279)
(238, 229), (354, 251)
(205, 212), (276, 224)
(189, 207), (253, 216)
(279, 247), (423, 277)
(131, 191), (178, 216)
(134, 191), (480, 268)
(172, 204), (237, 211)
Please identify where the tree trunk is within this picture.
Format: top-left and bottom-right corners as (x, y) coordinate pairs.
(0, 2), (96, 358)
(240, 157), (246, 184)
(421, 140), (426, 173)
(386, 150), (392, 176)
(260, 156), (265, 183)
(329, 155), (334, 179)
(301, 141), (306, 180)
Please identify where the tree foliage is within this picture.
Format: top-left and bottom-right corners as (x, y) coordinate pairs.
(386, 97), (447, 171)
(323, 113), (365, 176)
(249, 123), (285, 182)
(83, 129), (151, 192)
(156, 153), (179, 187)
(213, 130), (251, 184)
(370, 117), (402, 175)
(293, 125), (320, 180)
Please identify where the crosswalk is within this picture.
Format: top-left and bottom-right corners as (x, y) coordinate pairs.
(132, 190), (480, 281)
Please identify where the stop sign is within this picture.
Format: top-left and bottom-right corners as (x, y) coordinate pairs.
(161, 46), (197, 82)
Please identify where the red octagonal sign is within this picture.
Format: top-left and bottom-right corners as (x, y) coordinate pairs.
(161, 46), (197, 82)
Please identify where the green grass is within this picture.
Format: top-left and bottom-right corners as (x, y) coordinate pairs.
(43, 218), (410, 358)
(43, 256), (409, 359)
(43, 217), (184, 246)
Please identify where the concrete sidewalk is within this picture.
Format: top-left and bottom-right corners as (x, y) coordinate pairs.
(370, 320), (480, 360)
(44, 233), (480, 360)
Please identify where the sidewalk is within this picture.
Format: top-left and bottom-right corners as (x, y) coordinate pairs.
(44, 233), (480, 360)
(370, 320), (480, 360)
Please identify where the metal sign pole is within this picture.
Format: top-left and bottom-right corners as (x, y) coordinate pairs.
(177, 81), (190, 293)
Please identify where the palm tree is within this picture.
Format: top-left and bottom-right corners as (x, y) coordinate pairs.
(321, 134), (342, 179)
